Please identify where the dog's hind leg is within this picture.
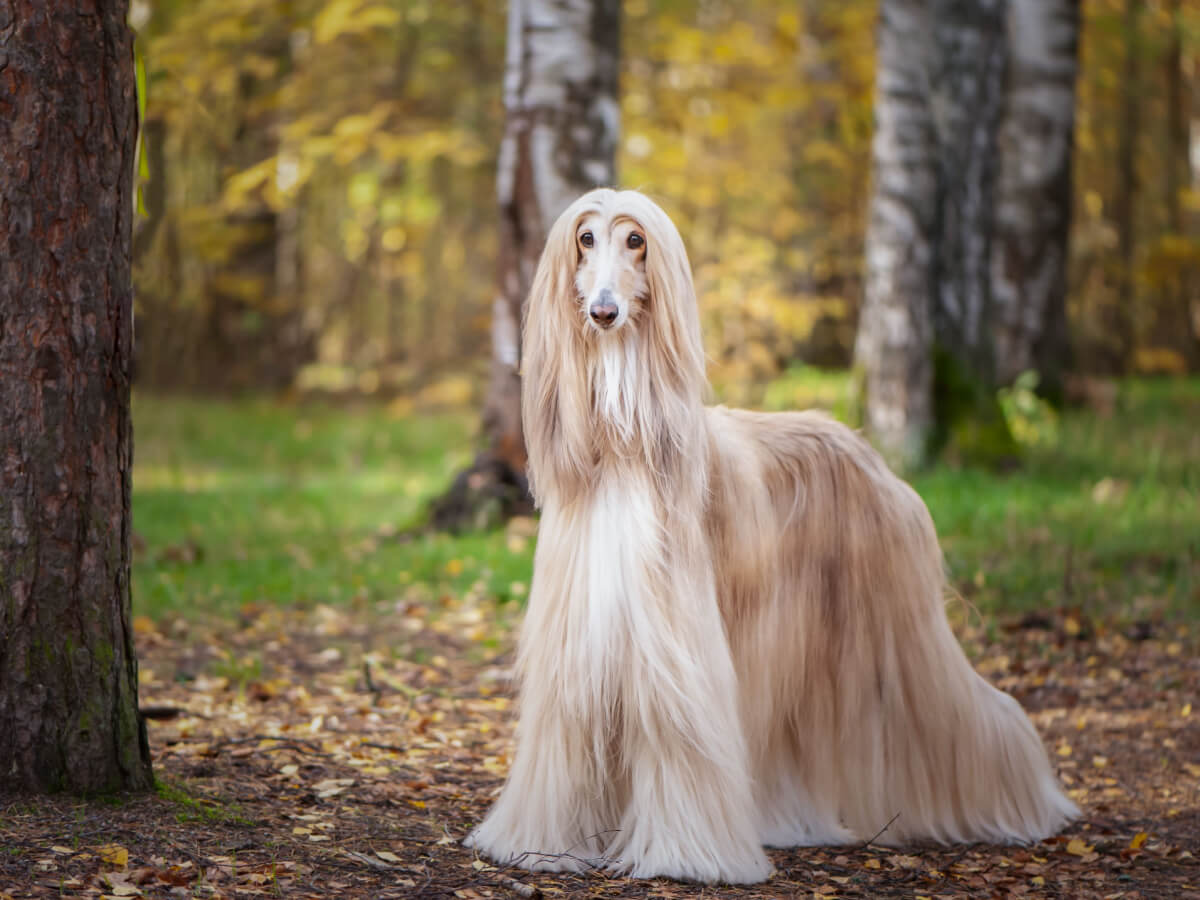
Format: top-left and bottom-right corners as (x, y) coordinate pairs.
(754, 733), (855, 848)
(814, 464), (1079, 845)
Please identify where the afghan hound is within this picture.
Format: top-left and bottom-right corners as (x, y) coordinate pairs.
(464, 189), (1077, 884)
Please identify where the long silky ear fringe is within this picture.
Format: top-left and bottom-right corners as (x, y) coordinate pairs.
(519, 192), (602, 506)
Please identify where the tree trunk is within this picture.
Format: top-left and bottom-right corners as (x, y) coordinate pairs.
(929, 0), (1008, 380)
(203, 34), (311, 392)
(1165, 0), (1185, 237)
(855, 0), (939, 470)
(857, 0), (1011, 469)
(1111, 0), (1141, 372)
(0, 0), (154, 794)
(990, 0), (1079, 398)
(432, 0), (620, 531)
(1162, 0), (1199, 367)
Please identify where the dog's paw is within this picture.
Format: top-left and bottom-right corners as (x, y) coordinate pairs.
(615, 847), (773, 885)
(463, 827), (601, 875)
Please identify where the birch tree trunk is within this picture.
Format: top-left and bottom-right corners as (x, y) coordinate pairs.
(990, 0), (1080, 395)
(433, 0), (620, 530)
(0, 0), (154, 793)
(929, 0), (1008, 381)
(855, 0), (939, 469)
(856, 0), (1009, 468)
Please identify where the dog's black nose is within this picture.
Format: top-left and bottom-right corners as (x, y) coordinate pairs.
(589, 291), (619, 327)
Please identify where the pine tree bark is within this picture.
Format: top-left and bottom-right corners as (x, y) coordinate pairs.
(0, 0), (154, 793)
(432, 0), (619, 530)
(990, 0), (1079, 395)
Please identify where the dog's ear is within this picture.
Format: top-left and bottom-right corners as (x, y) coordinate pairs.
(519, 198), (593, 504)
(637, 197), (707, 402)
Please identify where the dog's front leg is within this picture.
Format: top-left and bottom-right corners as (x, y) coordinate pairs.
(605, 578), (774, 885)
(463, 670), (614, 873)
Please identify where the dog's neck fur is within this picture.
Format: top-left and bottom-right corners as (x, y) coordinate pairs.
(589, 335), (639, 441)
(545, 327), (709, 510)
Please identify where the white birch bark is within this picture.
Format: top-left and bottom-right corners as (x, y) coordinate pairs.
(857, 0), (1009, 467)
(990, 0), (1079, 390)
(855, 0), (938, 470)
(930, 0), (1008, 377)
(482, 0), (620, 475)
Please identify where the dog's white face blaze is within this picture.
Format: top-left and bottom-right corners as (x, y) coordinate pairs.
(574, 213), (649, 334)
(574, 212), (648, 435)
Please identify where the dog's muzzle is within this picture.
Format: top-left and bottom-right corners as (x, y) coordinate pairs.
(589, 289), (619, 329)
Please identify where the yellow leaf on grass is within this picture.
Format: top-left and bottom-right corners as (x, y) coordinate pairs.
(863, 858), (881, 869)
(1066, 838), (1094, 856)
(97, 844), (128, 868)
(1129, 832), (1148, 851)
(1031, 876), (1045, 886)
(1182, 703), (1192, 717)
(376, 851), (401, 863)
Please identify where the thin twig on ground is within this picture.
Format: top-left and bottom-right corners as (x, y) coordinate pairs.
(860, 812), (901, 849)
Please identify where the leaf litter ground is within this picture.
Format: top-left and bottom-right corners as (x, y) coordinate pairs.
(1, 597), (1196, 900)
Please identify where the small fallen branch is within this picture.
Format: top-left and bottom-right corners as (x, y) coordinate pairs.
(343, 849), (393, 871)
(210, 734), (333, 757)
(861, 812), (901, 849)
(140, 705), (209, 720)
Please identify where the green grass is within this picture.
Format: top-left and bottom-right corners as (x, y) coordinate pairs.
(156, 779), (255, 826)
(132, 395), (530, 621)
(132, 376), (1199, 624)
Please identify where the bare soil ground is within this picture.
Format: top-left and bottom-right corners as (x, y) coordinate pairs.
(1, 601), (1196, 899)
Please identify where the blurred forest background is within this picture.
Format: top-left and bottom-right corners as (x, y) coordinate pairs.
(125, 0), (1200, 623)
(132, 0), (1200, 404)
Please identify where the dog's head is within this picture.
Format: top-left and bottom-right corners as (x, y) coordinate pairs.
(573, 205), (647, 332)
(521, 189), (708, 494)
(530, 189), (700, 344)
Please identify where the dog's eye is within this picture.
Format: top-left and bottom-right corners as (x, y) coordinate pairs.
(627, 233), (644, 250)
(579, 232), (594, 248)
